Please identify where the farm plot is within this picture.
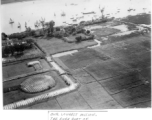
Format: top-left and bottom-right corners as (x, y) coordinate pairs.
(85, 60), (132, 81)
(54, 48), (111, 70)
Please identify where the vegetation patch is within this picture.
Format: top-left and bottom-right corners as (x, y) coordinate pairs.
(121, 13), (151, 25)
(2, 38), (44, 63)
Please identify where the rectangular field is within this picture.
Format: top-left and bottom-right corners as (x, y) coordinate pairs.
(54, 48), (111, 70)
(92, 27), (120, 40)
(3, 58), (51, 80)
(36, 37), (97, 55)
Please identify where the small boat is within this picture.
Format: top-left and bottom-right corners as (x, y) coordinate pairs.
(9, 18), (14, 24)
(61, 12), (66, 16)
(73, 19), (77, 22)
(25, 22), (27, 28)
(71, 3), (77, 6)
(128, 8), (133, 12)
(76, 16), (84, 19)
(82, 11), (95, 14)
(18, 23), (21, 28)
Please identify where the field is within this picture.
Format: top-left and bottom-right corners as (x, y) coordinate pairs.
(3, 58), (51, 80)
(36, 37), (97, 55)
(92, 27), (120, 40)
(52, 32), (151, 108)
(54, 48), (111, 70)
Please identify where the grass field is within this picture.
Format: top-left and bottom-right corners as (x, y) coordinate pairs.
(3, 58), (51, 80)
(92, 27), (120, 40)
(36, 37), (97, 55)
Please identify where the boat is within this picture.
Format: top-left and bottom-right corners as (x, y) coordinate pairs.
(76, 16), (84, 19)
(61, 12), (66, 16)
(18, 23), (21, 28)
(128, 8), (134, 12)
(71, 3), (77, 6)
(25, 22), (27, 27)
(9, 18), (14, 24)
(82, 11), (95, 14)
(73, 19), (77, 22)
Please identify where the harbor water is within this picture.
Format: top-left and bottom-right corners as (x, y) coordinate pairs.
(1, 0), (151, 34)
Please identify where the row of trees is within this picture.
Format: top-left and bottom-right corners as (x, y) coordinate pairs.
(2, 39), (33, 57)
(2, 20), (56, 40)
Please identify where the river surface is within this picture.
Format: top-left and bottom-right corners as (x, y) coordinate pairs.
(1, 0), (151, 34)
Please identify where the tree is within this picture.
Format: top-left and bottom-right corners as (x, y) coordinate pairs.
(49, 20), (55, 33)
(2, 33), (8, 40)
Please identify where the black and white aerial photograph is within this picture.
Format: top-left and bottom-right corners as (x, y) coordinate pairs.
(1, 0), (151, 111)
